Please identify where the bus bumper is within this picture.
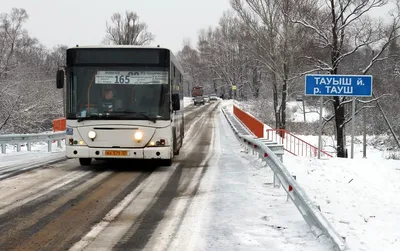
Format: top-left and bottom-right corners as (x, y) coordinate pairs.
(66, 146), (171, 159)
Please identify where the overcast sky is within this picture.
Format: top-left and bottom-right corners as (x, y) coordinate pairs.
(2, 0), (393, 54)
(2, 0), (231, 54)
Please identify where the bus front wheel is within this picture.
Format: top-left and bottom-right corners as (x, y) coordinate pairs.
(173, 131), (179, 155)
(79, 158), (92, 166)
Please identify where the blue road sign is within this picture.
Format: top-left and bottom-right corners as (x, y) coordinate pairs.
(305, 74), (373, 96)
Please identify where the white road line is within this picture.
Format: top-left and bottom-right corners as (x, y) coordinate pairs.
(182, 103), (218, 153)
(0, 170), (99, 216)
(69, 163), (179, 251)
(171, 106), (223, 251)
(144, 113), (218, 251)
(70, 103), (218, 251)
(0, 169), (82, 202)
(0, 153), (66, 179)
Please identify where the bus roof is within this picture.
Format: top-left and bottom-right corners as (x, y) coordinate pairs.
(67, 45), (171, 50)
(67, 45), (184, 74)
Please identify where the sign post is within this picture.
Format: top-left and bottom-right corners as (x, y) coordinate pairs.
(305, 74), (373, 158)
(363, 105), (367, 158)
(351, 97), (356, 158)
(318, 96), (323, 159)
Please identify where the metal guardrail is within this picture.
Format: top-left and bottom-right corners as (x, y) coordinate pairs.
(221, 107), (347, 251)
(0, 131), (66, 154)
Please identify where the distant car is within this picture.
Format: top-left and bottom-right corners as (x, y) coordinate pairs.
(193, 96), (205, 106)
(204, 96), (210, 103)
(209, 94), (218, 101)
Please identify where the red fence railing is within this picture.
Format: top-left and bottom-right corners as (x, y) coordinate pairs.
(233, 105), (264, 138)
(52, 118), (66, 132)
(265, 129), (333, 158)
(231, 104), (333, 158)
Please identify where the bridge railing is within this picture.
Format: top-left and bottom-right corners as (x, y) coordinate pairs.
(221, 107), (347, 251)
(266, 129), (333, 158)
(233, 105), (264, 137)
(232, 104), (334, 158)
(0, 132), (66, 154)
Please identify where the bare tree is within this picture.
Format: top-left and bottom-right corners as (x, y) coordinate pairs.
(177, 41), (203, 96)
(103, 11), (154, 45)
(0, 8), (29, 78)
(0, 8), (29, 132)
(0, 8), (65, 134)
(177, 12), (259, 99)
(175, 0), (400, 155)
(46, 45), (67, 70)
(290, 0), (400, 157)
(230, 0), (313, 129)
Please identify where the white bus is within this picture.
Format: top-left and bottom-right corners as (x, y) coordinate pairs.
(56, 45), (184, 166)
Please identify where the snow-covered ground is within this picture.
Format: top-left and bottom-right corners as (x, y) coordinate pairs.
(0, 100), (334, 251)
(285, 150), (400, 251)
(286, 100), (328, 123)
(226, 99), (400, 251)
(2, 98), (399, 250)
(0, 141), (65, 169)
(188, 107), (334, 250)
(184, 96), (193, 108)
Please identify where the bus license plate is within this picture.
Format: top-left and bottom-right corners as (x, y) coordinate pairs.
(104, 150), (128, 156)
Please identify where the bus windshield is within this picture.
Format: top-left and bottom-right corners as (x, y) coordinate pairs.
(66, 66), (170, 121)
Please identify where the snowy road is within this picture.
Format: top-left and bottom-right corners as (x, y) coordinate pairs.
(0, 101), (332, 251)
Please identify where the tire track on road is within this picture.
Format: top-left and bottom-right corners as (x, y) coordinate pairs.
(0, 103), (203, 182)
(69, 103), (219, 251)
(0, 102), (219, 251)
(112, 103), (219, 250)
(0, 167), (154, 251)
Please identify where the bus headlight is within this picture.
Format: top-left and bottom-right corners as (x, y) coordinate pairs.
(88, 131), (97, 139)
(134, 131), (143, 141)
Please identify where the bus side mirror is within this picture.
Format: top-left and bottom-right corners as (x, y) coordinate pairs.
(56, 69), (64, 89)
(172, 93), (180, 111)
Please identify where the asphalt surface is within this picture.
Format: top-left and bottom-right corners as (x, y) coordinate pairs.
(0, 101), (219, 251)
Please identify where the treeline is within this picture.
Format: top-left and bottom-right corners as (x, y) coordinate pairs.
(0, 8), (154, 134)
(177, 0), (400, 156)
(0, 8), (65, 134)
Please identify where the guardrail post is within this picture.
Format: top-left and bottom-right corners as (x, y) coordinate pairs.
(243, 140), (248, 154)
(47, 140), (52, 152)
(0, 132), (66, 154)
(273, 174), (280, 188)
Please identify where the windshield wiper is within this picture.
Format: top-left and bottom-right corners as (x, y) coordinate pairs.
(112, 111), (157, 123)
(77, 115), (102, 122)
(76, 112), (158, 123)
(138, 112), (157, 123)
